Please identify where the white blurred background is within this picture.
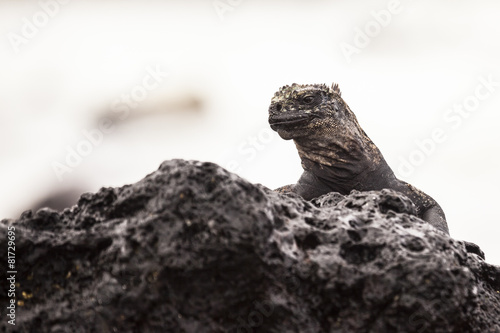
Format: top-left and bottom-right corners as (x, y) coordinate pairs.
(0, 0), (499, 264)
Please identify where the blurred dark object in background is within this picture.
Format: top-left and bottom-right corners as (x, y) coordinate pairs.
(30, 188), (83, 213)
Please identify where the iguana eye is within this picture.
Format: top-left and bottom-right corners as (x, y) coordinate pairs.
(303, 96), (315, 104)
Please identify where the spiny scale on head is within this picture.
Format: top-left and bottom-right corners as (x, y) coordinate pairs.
(331, 83), (341, 96)
(273, 83), (342, 99)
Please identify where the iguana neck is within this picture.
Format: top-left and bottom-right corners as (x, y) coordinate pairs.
(293, 131), (396, 194)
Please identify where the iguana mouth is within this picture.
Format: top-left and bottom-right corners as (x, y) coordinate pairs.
(269, 114), (318, 129)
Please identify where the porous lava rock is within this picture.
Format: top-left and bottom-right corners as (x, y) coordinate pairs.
(1, 159), (499, 332)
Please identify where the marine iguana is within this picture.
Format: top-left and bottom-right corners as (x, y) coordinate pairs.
(268, 83), (449, 234)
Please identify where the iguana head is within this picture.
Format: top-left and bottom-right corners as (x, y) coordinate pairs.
(268, 82), (379, 170)
(268, 83), (344, 140)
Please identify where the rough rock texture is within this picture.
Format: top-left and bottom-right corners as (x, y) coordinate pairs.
(1, 159), (499, 333)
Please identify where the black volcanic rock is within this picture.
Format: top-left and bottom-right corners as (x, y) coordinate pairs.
(1, 159), (499, 332)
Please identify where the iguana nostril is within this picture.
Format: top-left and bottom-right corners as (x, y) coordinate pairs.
(276, 103), (282, 111)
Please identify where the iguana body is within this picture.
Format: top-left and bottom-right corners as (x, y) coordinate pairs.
(268, 83), (449, 234)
